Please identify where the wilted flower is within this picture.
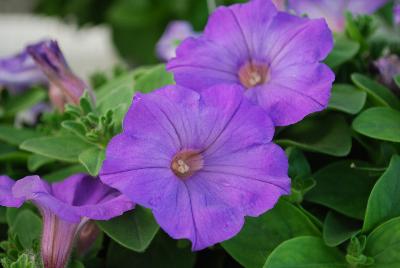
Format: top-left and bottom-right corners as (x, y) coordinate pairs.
(100, 85), (290, 250)
(288, 0), (388, 32)
(0, 50), (46, 93)
(0, 174), (134, 268)
(167, 0), (334, 126)
(27, 40), (92, 111)
(156, 21), (198, 61)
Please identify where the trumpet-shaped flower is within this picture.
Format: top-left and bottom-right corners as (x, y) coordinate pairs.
(100, 85), (290, 250)
(0, 174), (134, 268)
(167, 0), (334, 126)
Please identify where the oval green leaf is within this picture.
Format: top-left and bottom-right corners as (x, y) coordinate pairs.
(305, 161), (378, 220)
(365, 217), (400, 267)
(351, 73), (400, 109)
(323, 211), (361, 247)
(264, 236), (346, 268)
(353, 107), (400, 142)
(328, 84), (366, 114)
(325, 37), (360, 68)
(97, 206), (159, 252)
(363, 155), (400, 232)
(277, 113), (352, 157)
(222, 200), (320, 268)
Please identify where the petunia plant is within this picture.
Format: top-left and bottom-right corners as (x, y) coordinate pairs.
(1, 0), (400, 267)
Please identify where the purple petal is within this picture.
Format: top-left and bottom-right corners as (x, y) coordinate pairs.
(100, 85), (290, 250)
(0, 50), (46, 93)
(12, 174), (133, 222)
(347, 0), (388, 14)
(0, 175), (24, 207)
(394, 4), (400, 25)
(156, 21), (198, 61)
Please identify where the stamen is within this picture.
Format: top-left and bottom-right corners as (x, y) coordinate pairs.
(238, 61), (270, 89)
(171, 150), (203, 179)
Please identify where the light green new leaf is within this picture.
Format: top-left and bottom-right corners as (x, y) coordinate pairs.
(98, 206), (159, 252)
(27, 154), (54, 172)
(20, 136), (94, 162)
(222, 200), (320, 268)
(264, 236), (347, 268)
(78, 147), (105, 176)
(134, 64), (174, 93)
(363, 155), (400, 232)
(353, 107), (400, 142)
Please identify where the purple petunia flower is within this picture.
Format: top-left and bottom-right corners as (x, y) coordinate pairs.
(0, 174), (134, 268)
(167, 0), (335, 126)
(394, 4), (400, 25)
(156, 21), (198, 61)
(100, 85), (290, 250)
(272, 0), (286, 11)
(374, 54), (400, 95)
(27, 40), (92, 110)
(0, 50), (46, 93)
(288, 0), (388, 32)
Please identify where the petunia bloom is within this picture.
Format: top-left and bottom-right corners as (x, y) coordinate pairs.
(27, 40), (92, 111)
(288, 0), (388, 32)
(100, 85), (291, 250)
(272, 0), (286, 11)
(167, 0), (334, 126)
(374, 54), (400, 95)
(394, 4), (400, 25)
(0, 174), (134, 268)
(0, 50), (46, 93)
(156, 21), (198, 61)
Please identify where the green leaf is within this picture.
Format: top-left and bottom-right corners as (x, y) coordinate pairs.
(328, 84), (366, 114)
(43, 165), (87, 182)
(363, 155), (400, 232)
(394, 74), (400, 88)
(20, 136), (94, 162)
(134, 64), (174, 93)
(306, 161), (378, 220)
(325, 37), (360, 68)
(364, 217), (400, 267)
(263, 236), (346, 268)
(276, 113), (352, 157)
(10, 210), (42, 249)
(27, 154), (54, 172)
(351, 73), (400, 109)
(97, 71), (135, 109)
(353, 107), (400, 143)
(0, 207), (6, 223)
(3, 87), (46, 117)
(106, 233), (195, 268)
(78, 147), (105, 176)
(323, 211), (361, 247)
(222, 200), (320, 268)
(97, 206), (159, 252)
(0, 125), (42, 146)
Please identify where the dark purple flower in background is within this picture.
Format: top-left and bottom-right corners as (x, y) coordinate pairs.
(0, 50), (46, 93)
(394, 4), (400, 25)
(100, 85), (290, 250)
(27, 40), (92, 110)
(374, 54), (400, 95)
(288, 0), (389, 32)
(167, 0), (334, 126)
(0, 174), (134, 268)
(156, 21), (198, 61)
